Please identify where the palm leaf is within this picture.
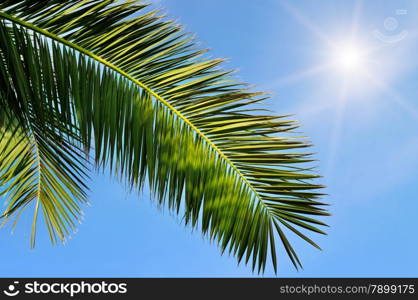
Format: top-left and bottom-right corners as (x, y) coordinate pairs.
(0, 22), (90, 246)
(0, 0), (329, 273)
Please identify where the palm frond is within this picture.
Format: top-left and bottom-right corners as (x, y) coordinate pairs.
(0, 0), (329, 273)
(0, 22), (90, 245)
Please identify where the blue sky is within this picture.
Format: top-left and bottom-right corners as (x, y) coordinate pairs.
(1, 0), (418, 277)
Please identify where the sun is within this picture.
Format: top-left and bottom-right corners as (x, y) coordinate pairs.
(333, 42), (367, 74)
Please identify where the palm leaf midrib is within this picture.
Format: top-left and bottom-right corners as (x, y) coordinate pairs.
(0, 11), (269, 211)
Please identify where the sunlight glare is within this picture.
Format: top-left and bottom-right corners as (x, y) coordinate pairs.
(334, 43), (366, 74)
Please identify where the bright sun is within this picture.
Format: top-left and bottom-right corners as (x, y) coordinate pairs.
(333, 43), (366, 74)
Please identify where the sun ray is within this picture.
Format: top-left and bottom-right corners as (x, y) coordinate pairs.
(349, 0), (364, 39)
(364, 73), (418, 120)
(261, 63), (332, 90)
(324, 0), (365, 178)
(325, 78), (349, 180)
(279, 1), (335, 47)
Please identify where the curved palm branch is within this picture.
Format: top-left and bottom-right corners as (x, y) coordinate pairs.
(0, 0), (329, 273)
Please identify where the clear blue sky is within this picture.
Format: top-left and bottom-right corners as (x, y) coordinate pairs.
(1, 0), (418, 277)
